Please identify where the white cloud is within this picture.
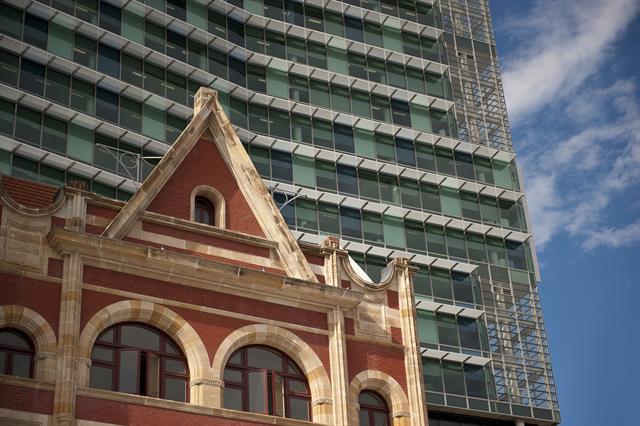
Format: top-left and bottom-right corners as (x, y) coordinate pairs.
(496, 1), (640, 252)
(501, 0), (640, 123)
(582, 220), (640, 250)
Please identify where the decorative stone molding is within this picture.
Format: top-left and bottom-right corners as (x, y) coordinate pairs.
(311, 398), (333, 407)
(190, 378), (225, 388)
(393, 410), (411, 418)
(0, 305), (57, 382)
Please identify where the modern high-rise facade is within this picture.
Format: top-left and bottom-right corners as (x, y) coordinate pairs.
(0, 0), (559, 424)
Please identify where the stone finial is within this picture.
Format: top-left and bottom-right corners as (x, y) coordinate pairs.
(321, 236), (341, 251)
(68, 180), (88, 191)
(194, 87), (218, 115)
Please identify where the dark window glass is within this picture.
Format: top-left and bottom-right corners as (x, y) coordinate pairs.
(96, 87), (119, 123)
(195, 196), (215, 225)
(371, 96), (390, 123)
(334, 124), (354, 153)
(19, 59), (45, 96)
(208, 49), (227, 79)
(229, 57), (246, 87)
(97, 44), (120, 78)
(264, 0), (284, 20)
(452, 272), (474, 304)
(71, 78), (95, 115)
(0, 4), (23, 39)
(121, 54), (143, 86)
(348, 54), (368, 80)
(266, 31), (286, 59)
(76, 0), (98, 24)
(506, 241), (527, 270)
(420, 183), (441, 213)
(391, 100), (411, 127)
(358, 170), (379, 200)
(443, 362), (465, 395)
(427, 226), (447, 256)
(248, 65), (267, 93)
(167, 30), (187, 62)
(435, 148), (455, 175)
(74, 35), (97, 68)
(291, 115), (312, 143)
(248, 105), (269, 135)
(464, 365), (488, 398)
(316, 161), (336, 191)
(24, 14), (48, 49)
(337, 165), (358, 195)
(166, 71), (187, 104)
(0, 328), (34, 378)
(388, 63), (407, 89)
(305, 6), (324, 31)
(458, 317), (481, 351)
(166, 0), (186, 21)
(42, 116), (67, 154)
(307, 43), (327, 68)
(405, 221), (426, 252)
(99, 1), (120, 34)
(208, 10), (226, 38)
(223, 346), (310, 420)
(285, 0), (304, 26)
(396, 139), (416, 166)
(187, 39), (207, 68)
(230, 98), (247, 127)
(45, 69), (71, 105)
(249, 146), (270, 177)
(228, 19), (245, 46)
(15, 107), (41, 145)
(271, 150), (293, 182)
(340, 207), (362, 240)
(344, 17), (364, 43)
(0, 100), (15, 136)
(0, 51), (19, 87)
(318, 203), (339, 234)
(270, 109), (290, 139)
(287, 37), (307, 64)
(460, 192), (481, 221)
(145, 22), (165, 52)
(400, 179), (421, 209)
(416, 144), (435, 171)
(379, 174), (399, 205)
(437, 314), (459, 347)
(423, 359), (443, 393)
(120, 97), (142, 132)
(312, 120), (333, 148)
(454, 152), (475, 180)
(359, 391), (390, 426)
(362, 212), (383, 243)
(90, 323), (189, 402)
(289, 76), (309, 103)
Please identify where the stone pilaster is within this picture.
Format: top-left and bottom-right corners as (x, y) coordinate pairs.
(322, 237), (351, 425)
(52, 252), (83, 426)
(395, 258), (428, 426)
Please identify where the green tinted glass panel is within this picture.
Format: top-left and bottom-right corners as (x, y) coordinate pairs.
(293, 155), (315, 188)
(354, 128), (375, 159)
(417, 311), (437, 346)
(383, 215), (405, 248)
(48, 23), (73, 59)
(266, 68), (288, 98)
(142, 104), (164, 142)
(440, 188), (461, 217)
(493, 160), (513, 189)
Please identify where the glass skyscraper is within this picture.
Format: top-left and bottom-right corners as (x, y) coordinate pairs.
(0, 0), (559, 424)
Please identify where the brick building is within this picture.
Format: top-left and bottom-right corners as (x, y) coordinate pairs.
(0, 88), (427, 425)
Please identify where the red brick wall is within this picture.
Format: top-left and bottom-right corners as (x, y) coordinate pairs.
(387, 290), (399, 309)
(346, 340), (407, 392)
(0, 383), (53, 414)
(0, 272), (60, 334)
(148, 138), (264, 237)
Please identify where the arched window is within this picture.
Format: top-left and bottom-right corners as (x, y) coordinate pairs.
(89, 323), (189, 402)
(223, 345), (311, 421)
(0, 328), (34, 378)
(358, 390), (390, 426)
(194, 196), (215, 225)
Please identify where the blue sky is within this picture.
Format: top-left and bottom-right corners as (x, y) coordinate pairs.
(488, 1), (640, 425)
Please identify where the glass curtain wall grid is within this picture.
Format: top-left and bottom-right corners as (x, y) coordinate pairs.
(0, 0), (559, 423)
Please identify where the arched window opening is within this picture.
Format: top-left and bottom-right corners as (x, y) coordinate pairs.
(194, 196), (215, 226)
(89, 323), (189, 402)
(359, 390), (390, 426)
(0, 328), (34, 378)
(223, 345), (311, 421)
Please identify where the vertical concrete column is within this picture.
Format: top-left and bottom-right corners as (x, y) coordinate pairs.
(53, 251), (83, 426)
(322, 237), (351, 425)
(395, 258), (428, 426)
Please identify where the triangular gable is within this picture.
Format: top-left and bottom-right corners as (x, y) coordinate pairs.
(103, 88), (317, 282)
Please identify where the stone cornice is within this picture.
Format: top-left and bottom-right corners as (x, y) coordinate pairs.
(47, 228), (361, 310)
(140, 211), (279, 249)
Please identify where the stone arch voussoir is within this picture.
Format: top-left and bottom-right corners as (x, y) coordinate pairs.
(349, 370), (411, 426)
(0, 305), (57, 382)
(77, 300), (212, 404)
(212, 324), (333, 424)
